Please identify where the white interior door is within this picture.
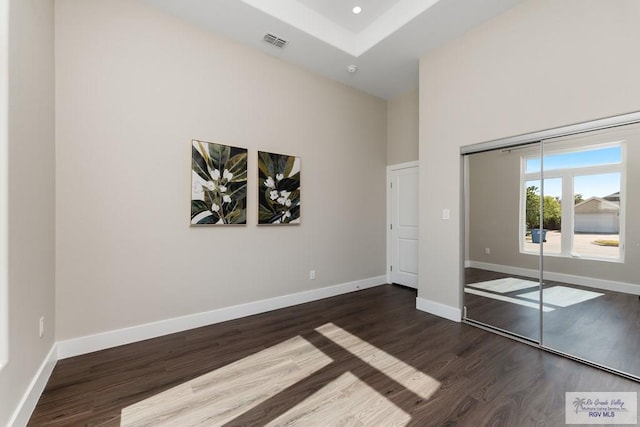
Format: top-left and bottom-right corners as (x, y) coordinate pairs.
(389, 164), (418, 288)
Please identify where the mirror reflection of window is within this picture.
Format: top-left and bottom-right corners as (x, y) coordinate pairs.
(573, 173), (621, 259)
(521, 144), (624, 262)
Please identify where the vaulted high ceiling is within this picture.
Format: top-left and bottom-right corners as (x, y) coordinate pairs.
(143, 0), (525, 99)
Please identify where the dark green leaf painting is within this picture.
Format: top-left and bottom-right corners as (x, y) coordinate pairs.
(258, 151), (301, 225)
(191, 140), (247, 225)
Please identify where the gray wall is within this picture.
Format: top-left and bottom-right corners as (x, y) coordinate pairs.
(387, 89), (418, 165)
(55, 0), (387, 342)
(467, 149), (536, 268)
(0, 0), (56, 425)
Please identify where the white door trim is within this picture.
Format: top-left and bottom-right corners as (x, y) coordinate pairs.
(386, 161), (419, 285)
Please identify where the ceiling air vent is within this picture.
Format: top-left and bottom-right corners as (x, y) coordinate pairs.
(263, 33), (289, 49)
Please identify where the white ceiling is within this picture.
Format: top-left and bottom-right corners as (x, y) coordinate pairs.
(143, 0), (525, 99)
(297, 0), (402, 34)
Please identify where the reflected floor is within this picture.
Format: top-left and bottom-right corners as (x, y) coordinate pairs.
(465, 267), (640, 378)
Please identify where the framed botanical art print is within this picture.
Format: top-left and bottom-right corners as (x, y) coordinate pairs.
(191, 140), (247, 225)
(257, 151), (301, 225)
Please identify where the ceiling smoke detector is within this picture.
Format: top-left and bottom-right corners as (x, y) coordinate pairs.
(263, 33), (289, 48)
(347, 65), (358, 73)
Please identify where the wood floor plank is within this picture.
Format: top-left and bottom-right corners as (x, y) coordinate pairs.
(120, 336), (332, 426)
(28, 284), (640, 426)
(265, 372), (411, 427)
(315, 323), (440, 400)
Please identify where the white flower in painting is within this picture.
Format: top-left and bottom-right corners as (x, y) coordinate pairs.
(223, 169), (233, 181)
(212, 169), (221, 180)
(265, 176), (275, 188)
(223, 195), (232, 203)
(211, 203), (220, 212)
(276, 173), (284, 181)
(219, 185), (227, 193)
(192, 187), (204, 201)
(192, 172), (206, 201)
(277, 190), (291, 205)
(270, 190), (279, 200)
(204, 181), (216, 191)
(216, 218), (224, 225)
(283, 210), (291, 219)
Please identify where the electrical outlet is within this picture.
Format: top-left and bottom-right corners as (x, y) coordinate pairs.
(309, 270), (316, 280)
(485, 247), (491, 255)
(39, 316), (44, 338)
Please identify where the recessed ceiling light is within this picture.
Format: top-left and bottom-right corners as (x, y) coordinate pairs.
(352, 6), (362, 14)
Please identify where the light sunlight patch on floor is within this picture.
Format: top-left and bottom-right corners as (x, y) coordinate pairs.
(467, 277), (539, 293)
(265, 371), (412, 426)
(315, 323), (441, 400)
(120, 335), (333, 426)
(516, 286), (604, 307)
(121, 324), (441, 426)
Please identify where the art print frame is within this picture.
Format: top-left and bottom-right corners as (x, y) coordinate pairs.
(257, 151), (301, 225)
(191, 140), (248, 225)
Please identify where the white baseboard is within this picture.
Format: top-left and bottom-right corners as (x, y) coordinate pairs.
(416, 297), (462, 322)
(9, 344), (57, 427)
(468, 261), (640, 295)
(467, 261), (536, 281)
(57, 276), (387, 360)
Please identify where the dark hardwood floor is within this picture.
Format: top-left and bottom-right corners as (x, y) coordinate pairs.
(29, 284), (639, 426)
(465, 268), (640, 378)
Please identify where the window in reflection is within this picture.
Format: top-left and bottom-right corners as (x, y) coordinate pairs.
(523, 178), (562, 255)
(573, 173), (621, 259)
(521, 144), (624, 261)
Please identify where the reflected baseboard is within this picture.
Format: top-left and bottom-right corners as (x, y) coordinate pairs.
(467, 261), (640, 295)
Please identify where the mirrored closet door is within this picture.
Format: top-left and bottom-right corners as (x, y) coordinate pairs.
(541, 124), (640, 378)
(463, 116), (640, 380)
(463, 143), (542, 343)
